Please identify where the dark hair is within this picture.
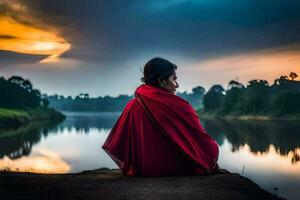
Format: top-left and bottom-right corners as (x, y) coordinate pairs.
(141, 57), (177, 88)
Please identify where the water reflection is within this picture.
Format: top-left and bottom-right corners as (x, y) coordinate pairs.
(0, 112), (120, 159)
(0, 112), (299, 199)
(0, 112), (121, 173)
(1, 115), (300, 170)
(202, 119), (300, 165)
(201, 119), (300, 200)
(57, 111), (121, 134)
(0, 148), (71, 173)
(0, 121), (62, 160)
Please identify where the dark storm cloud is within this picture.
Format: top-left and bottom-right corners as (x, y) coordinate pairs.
(2, 0), (300, 63)
(144, 0), (300, 26)
(0, 50), (47, 65)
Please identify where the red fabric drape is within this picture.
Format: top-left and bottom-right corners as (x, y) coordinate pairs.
(102, 84), (219, 177)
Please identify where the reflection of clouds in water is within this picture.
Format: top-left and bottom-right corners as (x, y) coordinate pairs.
(0, 112), (121, 173)
(219, 140), (300, 200)
(33, 127), (117, 172)
(0, 148), (71, 173)
(219, 140), (300, 176)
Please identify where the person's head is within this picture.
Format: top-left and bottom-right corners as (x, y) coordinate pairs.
(141, 57), (179, 94)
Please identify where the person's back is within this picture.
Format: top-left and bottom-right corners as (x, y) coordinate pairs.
(102, 57), (223, 177)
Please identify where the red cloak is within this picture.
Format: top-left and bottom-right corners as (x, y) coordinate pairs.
(102, 84), (219, 177)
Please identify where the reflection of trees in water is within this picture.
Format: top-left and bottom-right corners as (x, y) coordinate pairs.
(202, 119), (300, 164)
(200, 119), (226, 147)
(56, 112), (120, 134)
(292, 153), (300, 164)
(0, 112), (120, 159)
(0, 121), (61, 159)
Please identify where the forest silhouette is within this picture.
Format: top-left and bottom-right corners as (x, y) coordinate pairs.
(202, 72), (300, 115)
(0, 76), (49, 109)
(45, 86), (205, 112)
(1, 72), (300, 115)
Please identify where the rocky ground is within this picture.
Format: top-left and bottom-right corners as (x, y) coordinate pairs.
(0, 168), (285, 200)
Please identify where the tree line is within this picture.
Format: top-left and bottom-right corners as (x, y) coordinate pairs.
(3, 72), (299, 115)
(46, 94), (133, 112)
(45, 87), (205, 111)
(0, 76), (49, 109)
(202, 72), (300, 115)
(0, 74), (204, 112)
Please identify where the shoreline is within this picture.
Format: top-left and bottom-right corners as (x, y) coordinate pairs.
(0, 107), (65, 129)
(197, 111), (300, 121)
(0, 168), (285, 200)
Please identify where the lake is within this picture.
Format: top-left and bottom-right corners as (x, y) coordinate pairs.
(0, 111), (299, 200)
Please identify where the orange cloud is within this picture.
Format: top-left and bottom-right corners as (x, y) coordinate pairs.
(0, 15), (71, 63)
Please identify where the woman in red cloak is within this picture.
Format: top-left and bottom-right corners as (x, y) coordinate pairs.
(102, 57), (225, 177)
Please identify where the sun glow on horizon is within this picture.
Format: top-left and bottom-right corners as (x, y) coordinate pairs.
(0, 16), (71, 63)
(185, 47), (300, 89)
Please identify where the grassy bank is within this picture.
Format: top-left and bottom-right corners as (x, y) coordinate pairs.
(0, 107), (65, 128)
(197, 110), (300, 120)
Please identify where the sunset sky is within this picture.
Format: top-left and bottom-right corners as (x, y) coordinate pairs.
(1, 0), (300, 97)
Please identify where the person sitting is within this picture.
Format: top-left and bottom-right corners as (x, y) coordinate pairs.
(102, 57), (227, 177)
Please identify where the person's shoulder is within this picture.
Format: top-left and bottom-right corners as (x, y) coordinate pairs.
(173, 94), (190, 105)
(123, 98), (140, 111)
(127, 98), (138, 105)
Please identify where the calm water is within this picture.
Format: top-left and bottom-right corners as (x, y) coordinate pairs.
(0, 111), (299, 199)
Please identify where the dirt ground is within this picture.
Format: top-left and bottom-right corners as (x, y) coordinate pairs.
(0, 168), (285, 200)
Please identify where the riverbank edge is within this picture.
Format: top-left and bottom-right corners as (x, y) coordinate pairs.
(0, 168), (285, 200)
(197, 110), (300, 120)
(0, 107), (65, 128)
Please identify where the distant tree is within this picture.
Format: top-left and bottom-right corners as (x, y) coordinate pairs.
(176, 86), (205, 109)
(289, 72), (298, 81)
(78, 93), (90, 99)
(272, 91), (300, 114)
(0, 76), (43, 108)
(203, 84), (225, 111)
(244, 80), (270, 113)
(8, 76), (34, 93)
(84, 93), (90, 99)
(57, 95), (65, 101)
(75, 94), (82, 100)
(8, 76), (25, 86)
(221, 80), (245, 114)
(41, 99), (50, 108)
(228, 80), (245, 89)
(190, 86), (205, 109)
(32, 89), (41, 98)
(22, 79), (33, 92)
(192, 86), (205, 96)
(66, 96), (73, 101)
(249, 80), (269, 87)
(280, 75), (289, 80)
